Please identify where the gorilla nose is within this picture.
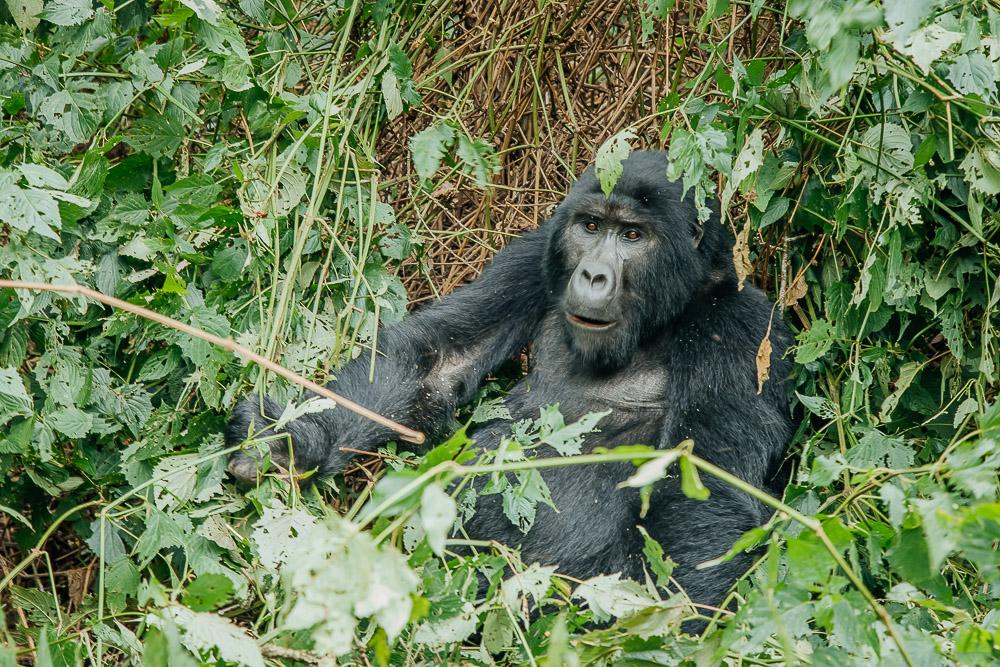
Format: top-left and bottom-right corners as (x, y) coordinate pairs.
(572, 260), (615, 304)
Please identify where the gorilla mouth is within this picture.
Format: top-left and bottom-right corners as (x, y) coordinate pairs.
(567, 313), (617, 330)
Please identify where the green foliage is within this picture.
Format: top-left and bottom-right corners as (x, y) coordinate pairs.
(0, 1), (998, 666)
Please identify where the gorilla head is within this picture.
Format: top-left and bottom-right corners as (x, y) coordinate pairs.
(544, 150), (735, 370)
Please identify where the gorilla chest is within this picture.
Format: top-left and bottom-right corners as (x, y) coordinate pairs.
(517, 330), (669, 424)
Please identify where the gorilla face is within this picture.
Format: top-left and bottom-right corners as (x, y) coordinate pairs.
(545, 151), (729, 370)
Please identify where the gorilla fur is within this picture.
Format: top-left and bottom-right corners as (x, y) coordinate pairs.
(227, 150), (794, 612)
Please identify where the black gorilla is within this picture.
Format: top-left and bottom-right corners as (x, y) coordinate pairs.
(227, 150), (793, 610)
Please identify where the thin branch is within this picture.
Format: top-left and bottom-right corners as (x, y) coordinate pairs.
(0, 280), (425, 445)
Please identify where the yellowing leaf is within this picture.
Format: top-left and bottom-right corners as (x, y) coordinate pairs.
(595, 129), (637, 197)
(756, 319), (774, 395)
(733, 219), (752, 290)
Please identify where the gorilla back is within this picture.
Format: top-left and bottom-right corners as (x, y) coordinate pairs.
(227, 150), (794, 612)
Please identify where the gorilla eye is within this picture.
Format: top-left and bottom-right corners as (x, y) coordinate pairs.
(623, 228), (642, 241)
(584, 220), (599, 233)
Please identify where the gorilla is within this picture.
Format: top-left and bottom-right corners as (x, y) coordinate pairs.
(226, 150), (793, 612)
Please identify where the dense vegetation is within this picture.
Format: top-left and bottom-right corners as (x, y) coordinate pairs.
(0, 0), (997, 664)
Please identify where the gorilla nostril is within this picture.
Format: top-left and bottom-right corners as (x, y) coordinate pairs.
(581, 268), (592, 281)
(592, 274), (607, 288)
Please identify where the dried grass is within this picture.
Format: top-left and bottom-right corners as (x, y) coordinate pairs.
(377, 0), (782, 301)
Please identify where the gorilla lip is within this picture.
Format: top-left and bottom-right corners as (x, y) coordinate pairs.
(566, 313), (617, 330)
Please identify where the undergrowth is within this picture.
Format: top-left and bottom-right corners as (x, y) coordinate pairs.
(0, 0), (997, 665)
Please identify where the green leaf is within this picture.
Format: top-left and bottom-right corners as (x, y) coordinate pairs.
(536, 405), (610, 456)
(0, 368), (31, 425)
(456, 134), (499, 187)
(857, 122), (914, 178)
(573, 574), (657, 623)
(177, 0), (223, 24)
(410, 123), (455, 182)
(796, 392), (837, 419)
(948, 52), (997, 99)
(721, 127), (764, 211)
(960, 148), (1000, 196)
(6, 0), (42, 31)
(135, 509), (186, 566)
(125, 115), (185, 158)
(882, 0), (933, 43)
(889, 24), (962, 75)
(638, 526), (674, 587)
(878, 361), (921, 422)
(182, 573), (234, 612)
(40, 0), (94, 26)
(47, 406), (93, 438)
(0, 172), (61, 240)
(501, 563), (556, 616)
(419, 483), (456, 557)
(795, 318), (836, 364)
(595, 128), (637, 196)
(845, 429), (915, 470)
(210, 242), (247, 280)
(150, 607), (264, 667)
(482, 608), (514, 654)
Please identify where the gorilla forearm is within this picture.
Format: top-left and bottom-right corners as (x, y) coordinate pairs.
(226, 228), (551, 476)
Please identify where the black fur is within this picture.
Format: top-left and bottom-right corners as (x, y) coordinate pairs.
(226, 150), (793, 613)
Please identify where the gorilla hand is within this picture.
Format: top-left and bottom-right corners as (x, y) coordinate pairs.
(225, 395), (331, 482)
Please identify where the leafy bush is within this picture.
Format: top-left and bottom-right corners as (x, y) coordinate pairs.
(0, 0), (997, 665)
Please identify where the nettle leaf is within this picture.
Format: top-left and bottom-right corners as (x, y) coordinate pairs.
(666, 117), (731, 221)
(149, 607), (264, 667)
(493, 466), (556, 534)
(283, 515), (418, 655)
(388, 44), (421, 106)
(889, 24), (962, 75)
(795, 318), (836, 364)
(882, 0), (933, 43)
(845, 429), (915, 470)
(796, 392), (837, 420)
(40, 0), (94, 26)
(251, 500), (318, 571)
(947, 51), (997, 99)
(960, 147), (1000, 196)
(721, 127), (764, 211)
(6, 0), (42, 31)
(0, 171), (61, 240)
(914, 495), (957, 570)
(410, 123), (456, 182)
(412, 602), (478, 647)
(419, 483), (456, 557)
(595, 128), (637, 196)
(638, 526), (675, 587)
(182, 573), (234, 612)
(135, 509), (186, 566)
(177, 0), (223, 25)
(573, 574), (658, 623)
(125, 114), (185, 158)
(47, 406), (93, 438)
(456, 134), (499, 187)
(501, 564), (556, 617)
(152, 452), (224, 510)
(0, 368), (32, 425)
(18, 164), (69, 190)
(878, 361), (921, 422)
(380, 68), (403, 120)
(536, 405), (611, 456)
(856, 123), (914, 179)
(37, 88), (102, 143)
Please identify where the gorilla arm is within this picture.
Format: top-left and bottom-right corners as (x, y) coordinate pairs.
(226, 228), (551, 480)
(639, 388), (792, 611)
